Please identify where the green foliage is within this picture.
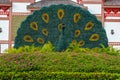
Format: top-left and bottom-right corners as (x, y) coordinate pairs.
(0, 71), (120, 80)
(4, 48), (18, 54)
(14, 4), (108, 51)
(1, 50), (120, 73)
(40, 41), (55, 52)
(3, 42), (120, 79)
(5, 43), (120, 56)
(5, 41), (54, 54)
(65, 43), (120, 56)
(1, 46), (120, 79)
(65, 42), (90, 53)
(5, 45), (120, 56)
(99, 44), (120, 55)
(5, 45), (41, 54)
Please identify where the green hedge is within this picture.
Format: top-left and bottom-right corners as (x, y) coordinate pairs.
(0, 71), (120, 80)
(1, 52), (120, 73)
(1, 46), (120, 79)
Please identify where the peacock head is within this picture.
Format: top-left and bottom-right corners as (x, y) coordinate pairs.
(61, 23), (65, 31)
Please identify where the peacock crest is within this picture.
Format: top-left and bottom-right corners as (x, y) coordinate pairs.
(14, 4), (108, 51)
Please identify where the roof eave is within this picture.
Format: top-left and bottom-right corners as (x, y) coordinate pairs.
(27, 5), (87, 11)
(27, 0), (87, 11)
(0, 2), (12, 6)
(27, 6), (40, 11)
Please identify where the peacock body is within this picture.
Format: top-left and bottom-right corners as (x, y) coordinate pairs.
(14, 4), (108, 51)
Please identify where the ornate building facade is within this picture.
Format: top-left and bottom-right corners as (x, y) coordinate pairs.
(0, 0), (120, 53)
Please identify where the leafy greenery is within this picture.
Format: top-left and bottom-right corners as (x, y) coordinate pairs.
(0, 71), (120, 80)
(0, 50), (120, 79)
(5, 41), (54, 54)
(5, 42), (120, 56)
(1, 51), (120, 73)
(65, 43), (120, 55)
(2, 43), (120, 79)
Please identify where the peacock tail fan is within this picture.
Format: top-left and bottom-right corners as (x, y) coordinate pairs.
(14, 4), (108, 51)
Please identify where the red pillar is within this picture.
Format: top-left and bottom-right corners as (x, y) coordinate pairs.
(8, 0), (12, 49)
(101, 0), (105, 27)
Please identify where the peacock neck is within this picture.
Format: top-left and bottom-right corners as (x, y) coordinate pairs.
(55, 24), (67, 52)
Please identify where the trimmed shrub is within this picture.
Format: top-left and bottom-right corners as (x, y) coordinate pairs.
(0, 71), (120, 80)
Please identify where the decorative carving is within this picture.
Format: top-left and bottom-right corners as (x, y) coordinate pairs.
(1, 6), (9, 12)
(104, 8), (120, 14)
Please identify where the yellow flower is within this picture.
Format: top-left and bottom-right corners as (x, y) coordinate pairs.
(85, 21), (94, 31)
(74, 30), (81, 37)
(57, 9), (64, 20)
(72, 40), (77, 45)
(37, 38), (44, 44)
(73, 13), (81, 23)
(89, 34), (99, 41)
(42, 28), (48, 36)
(78, 40), (85, 47)
(23, 35), (33, 42)
(42, 13), (49, 23)
(30, 22), (38, 31)
(58, 23), (62, 31)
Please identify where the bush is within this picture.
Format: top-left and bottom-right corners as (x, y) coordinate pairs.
(0, 52), (120, 73)
(1, 43), (120, 79)
(0, 71), (120, 80)
(5, 43), (120, 56)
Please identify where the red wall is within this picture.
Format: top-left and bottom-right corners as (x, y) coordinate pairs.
(12, 0), (34, 3)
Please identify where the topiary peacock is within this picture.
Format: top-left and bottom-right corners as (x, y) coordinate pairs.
(14, 4), (108, 51)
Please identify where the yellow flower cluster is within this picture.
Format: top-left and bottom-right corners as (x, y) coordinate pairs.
(30, 22), (38, 31)
(72, 40), (77, 45)
(74, 30), (81, 37)
(74, 13), (81, 23)
(72, 40), (85, 47)
(24, 36), (45, 44)
(58, 23), (63, 31)
(85, 21), (94, 31)
(89, 34), (99, 41)
(42, 28), (48, 36)
(23, 35), (33, 42)
(37, 38), (44, 44)
(57, 9), (64, 20)
(42, 13), (49, 23)
(78, 40), (85, 47)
